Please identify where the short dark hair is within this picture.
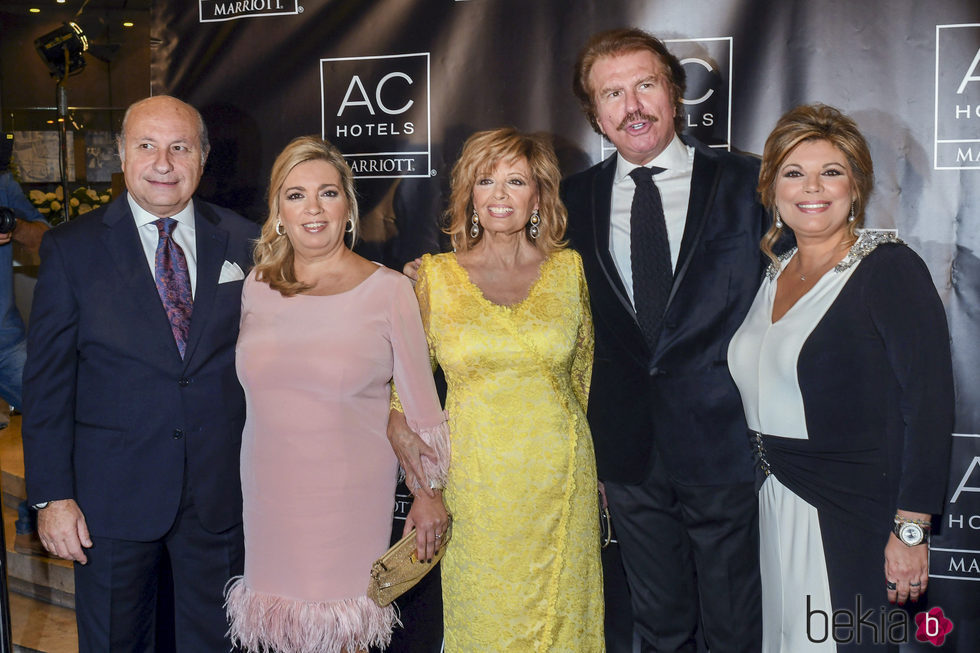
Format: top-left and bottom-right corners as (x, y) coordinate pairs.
(572, 28), (686, 135)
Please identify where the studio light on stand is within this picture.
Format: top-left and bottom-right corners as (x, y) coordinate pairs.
(35, 22), (89, 79)
(34, 22), (89, 223)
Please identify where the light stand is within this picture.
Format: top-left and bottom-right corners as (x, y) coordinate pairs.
(35, 22), (89, 223)
(57, 71), (71, 224)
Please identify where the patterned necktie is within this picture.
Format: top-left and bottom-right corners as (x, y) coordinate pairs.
(629, 166), (672, 350)
(154, 218), (193, 358)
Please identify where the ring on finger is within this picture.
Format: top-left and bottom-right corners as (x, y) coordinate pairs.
(910, 581), (922, 587)
(886, 581), (897, 591)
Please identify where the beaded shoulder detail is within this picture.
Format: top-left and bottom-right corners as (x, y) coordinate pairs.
(765, 230), (904, 280)
(766, 249), (796, 280)
(833, 230), (904, 271)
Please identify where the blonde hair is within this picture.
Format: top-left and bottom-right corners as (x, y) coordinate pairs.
(446, 127), (567, 254)
(758, 104), (874, 266)
(253, 136), (359, 296)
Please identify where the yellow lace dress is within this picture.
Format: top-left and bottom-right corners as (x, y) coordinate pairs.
(415, 249), (604, 651)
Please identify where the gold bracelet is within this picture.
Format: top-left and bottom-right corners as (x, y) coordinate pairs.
(894, 515), (931, 528)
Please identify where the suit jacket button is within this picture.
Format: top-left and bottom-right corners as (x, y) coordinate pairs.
(178, 378), (190, 387)
(649, 366), (666, 377)
(172, 429), (184, 440)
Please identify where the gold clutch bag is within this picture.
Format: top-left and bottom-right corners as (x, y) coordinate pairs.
(367, 517), (452, 607)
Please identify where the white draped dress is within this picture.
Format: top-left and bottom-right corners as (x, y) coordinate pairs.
(728, 250), (861, 652)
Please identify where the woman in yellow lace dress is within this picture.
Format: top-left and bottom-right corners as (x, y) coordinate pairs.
(391, 128), (604, 650)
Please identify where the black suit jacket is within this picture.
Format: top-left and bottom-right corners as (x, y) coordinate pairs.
(23, 194), (259, 540)
(563, 137), (768, 486)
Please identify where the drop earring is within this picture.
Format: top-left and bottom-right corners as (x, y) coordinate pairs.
(528, 209), (541, 239)
(774, 208), (783, 230)
(470, 210), (480, 238)
(275, 219), (285, 236)
(848, 201), (856, 223)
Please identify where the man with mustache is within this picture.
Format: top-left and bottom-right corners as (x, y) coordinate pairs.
(562, 28), (767, 651)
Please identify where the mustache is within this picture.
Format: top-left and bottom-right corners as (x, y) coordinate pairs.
(617, 111), (657, 132)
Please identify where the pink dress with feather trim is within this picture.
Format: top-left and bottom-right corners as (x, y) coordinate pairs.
(225, 266), (449, 653)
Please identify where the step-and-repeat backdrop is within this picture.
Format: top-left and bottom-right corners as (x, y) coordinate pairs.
(151, 1), (978, 650)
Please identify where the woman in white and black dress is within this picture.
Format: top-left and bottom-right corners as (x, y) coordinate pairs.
(727, 104), (953, 651)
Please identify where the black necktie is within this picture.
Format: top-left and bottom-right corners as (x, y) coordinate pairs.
(629, 166), (671, 350)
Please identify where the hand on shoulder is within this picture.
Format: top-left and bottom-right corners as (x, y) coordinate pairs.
(402, 257), (422, 283)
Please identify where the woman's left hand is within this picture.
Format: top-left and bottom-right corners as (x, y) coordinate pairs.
(404, 490), (448, 563)
(884, 511), (931, 605)
(387, 409), (436, 498)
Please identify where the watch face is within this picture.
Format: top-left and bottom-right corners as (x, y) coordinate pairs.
(899, 523), (924, 546)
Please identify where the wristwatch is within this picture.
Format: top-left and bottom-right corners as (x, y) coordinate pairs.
(33, 502), (49, 510)
(893, 517), (930, 546)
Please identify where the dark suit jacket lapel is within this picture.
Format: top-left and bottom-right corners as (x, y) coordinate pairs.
(183, 199), (228, 365)
(583, 155), (651, 365)
(591, 156), (636, 320)
(100, 195), (182, 358)
(668, 143), (720, 310)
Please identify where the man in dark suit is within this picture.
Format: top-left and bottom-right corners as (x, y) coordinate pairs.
(563, 29), (766, 651)
(22, 95), (259, 651)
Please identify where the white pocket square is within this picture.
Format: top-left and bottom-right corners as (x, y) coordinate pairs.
(218, 260), (245, 283)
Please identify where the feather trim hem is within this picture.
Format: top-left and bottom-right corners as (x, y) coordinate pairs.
(411, 411), (451, 488)
(224, 577), (399, 653)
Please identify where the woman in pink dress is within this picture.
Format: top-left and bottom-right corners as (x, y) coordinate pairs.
(225, 136), (451, 653)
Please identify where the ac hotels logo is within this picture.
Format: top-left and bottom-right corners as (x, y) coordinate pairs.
(934, 23), (980, 169)
(321, 53), (432, 179)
